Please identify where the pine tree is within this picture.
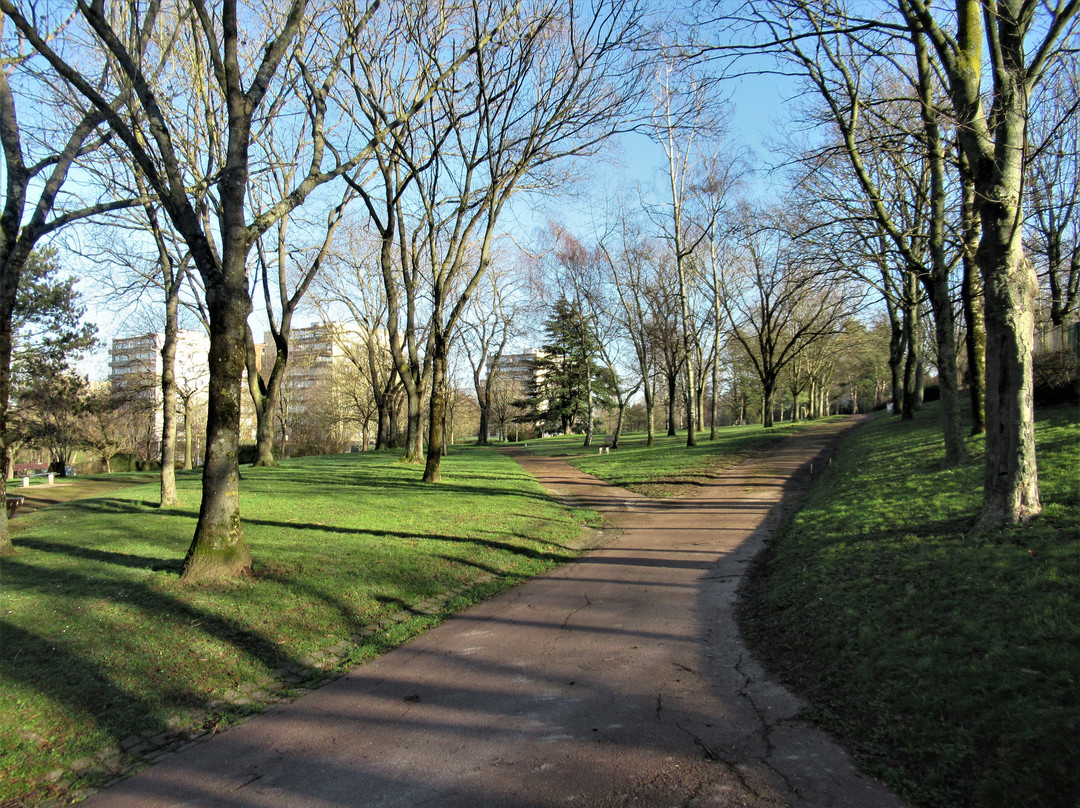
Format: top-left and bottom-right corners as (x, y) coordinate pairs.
(523, 297), (614, 436)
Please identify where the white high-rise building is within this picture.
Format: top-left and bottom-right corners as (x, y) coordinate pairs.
(109, 330), (211, 447)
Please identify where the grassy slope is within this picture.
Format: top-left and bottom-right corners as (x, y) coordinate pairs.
(0, 446), (593, 805)
(740, 404), (1079, 808)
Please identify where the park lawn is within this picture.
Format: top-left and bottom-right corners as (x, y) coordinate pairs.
(525, 419), (842, 496)
(739, 403), (1080, 808)
(0, 446), (595, 806)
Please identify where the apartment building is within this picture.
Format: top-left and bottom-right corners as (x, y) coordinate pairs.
(259, 322), (366, 452)
(486, 349), (547, 389)
(109, 330), (214, 458)
(111, 329), (210, 417)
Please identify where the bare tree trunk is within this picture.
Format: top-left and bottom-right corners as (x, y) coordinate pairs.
(901, 277), (921, 420)
(644, 377), (655, 447)
(254, 385), (280, 466)
(246, 324), (288, 468)
(681, 327), (698, 447)
(709, 350), (720, 439)
(583, 372), (594, 448)
(377, 397), (391, 450)
(477, 396), (491, 445)
(666, 375), (677, 436)
(960, 161), (986, 435)
(762, 378), (776, 428)
(159, 308), (180, 506)
(887, 299), (904, 415)
(611, 400), (626, 448)
(0, 280), (15, 555)
(181, 256), (253, 582)
(404, 387), (424, 461)
(924, 274), (968, 463)
(423, 338), (448, 483)
(183, 401), (194, 471)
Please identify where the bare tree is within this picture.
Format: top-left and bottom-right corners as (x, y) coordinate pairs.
(899, 0), (1078, 527)
(722, 205), (865, 427)
(595, 211), (662, 446)
(646, 264), (687, 436)
(82, 382), (139, 473)
(348, 0), (650, 481)
(0, 12), (139, 553)
(648, 59), (731, 447)
(704, 0), (1076, 524)
(314, 219), (403, 451)
(3, 0), (509, 579)
(460, 258), (532, 445)
(245, 174), (353, 468)
(748, 3), (970, 463)
(1027, 61), (1080, 329)
(79, 183), (205, 505)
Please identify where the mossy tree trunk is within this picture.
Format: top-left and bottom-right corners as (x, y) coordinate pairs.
(959, 157), (986, 435)
(182, 257), (254, 582)
(423, 336), (448, 483)
(901, 0), (1058, 528)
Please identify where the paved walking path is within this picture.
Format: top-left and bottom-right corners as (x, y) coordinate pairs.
(81, 417), (909, 808)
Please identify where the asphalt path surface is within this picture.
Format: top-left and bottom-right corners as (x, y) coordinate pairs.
(81, 417), (910, 808)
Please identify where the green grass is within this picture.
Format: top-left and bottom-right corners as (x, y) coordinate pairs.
(739, 403), (1080, 808)
(0, 446), (594, 805)
(524, 420), (842, 496)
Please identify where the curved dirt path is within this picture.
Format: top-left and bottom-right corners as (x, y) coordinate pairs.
(80, 417), (909, 808)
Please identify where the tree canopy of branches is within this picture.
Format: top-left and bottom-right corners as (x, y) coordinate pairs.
(718, 0), (1079, 528)
(2, 0), (515, 580)
(0, 12), (131, 554)
(346, 0), (652, 482)
(721, 207), (864, 427)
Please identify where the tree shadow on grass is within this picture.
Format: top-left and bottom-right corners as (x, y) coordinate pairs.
(2, 557), (309, 735)
(14, 539), (183, 572)
(433, 553), (504, 578)
(243, 517), (569, 564)
(1, 619), (179, 772)
(255, 565), (373, 638)
(277, 475), (558, 503)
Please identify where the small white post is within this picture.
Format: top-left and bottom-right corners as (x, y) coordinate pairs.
(47, 472), (54, 485)
(22, 476), (30, 488)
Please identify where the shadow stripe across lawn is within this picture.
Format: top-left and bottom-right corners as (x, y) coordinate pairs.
(0, 445), (595, 806)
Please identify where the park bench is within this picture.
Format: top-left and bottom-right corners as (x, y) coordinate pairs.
(6, 496), (24, 519)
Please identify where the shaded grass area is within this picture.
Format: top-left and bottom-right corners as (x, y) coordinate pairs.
(523, 420), (841, 496)
(0, 447), (593, 805)
(739, 404), (1079, 808)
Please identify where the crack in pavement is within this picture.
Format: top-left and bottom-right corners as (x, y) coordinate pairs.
(559, 593), (592, 630)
